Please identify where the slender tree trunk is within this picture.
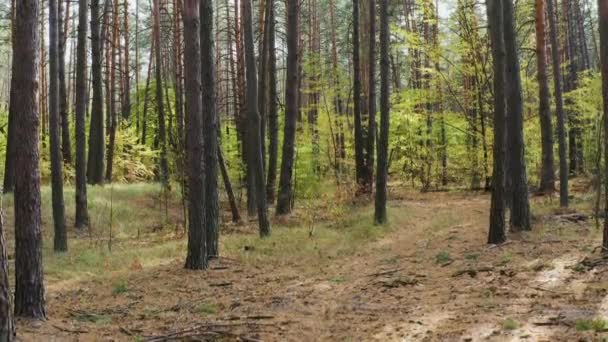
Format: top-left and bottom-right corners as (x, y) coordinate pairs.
(353, 0), (366, 189)
(277, 0), (299, 216)
(266, 0), (278, 204)
(365, 0), (376, 192)
(374, 0), (389, 224)
(13, 0), (46, 318)
(122, 0), (131, 120)
(599, 0), (608, 250)
(183, 0), (207, 270)
(201, 0), (220, 257)
(59, 0), (72, 164)
(487, 0), (507, 245)
(75, 0), (89, 229)
(87, 0), (106, 185)
(547, 0), (569, 207)
(243, 0), (270, 236)
(4, 1), (18, 193)
(49, 0), (68, 252)
(503, 0), (531, 231)
(106, 0), (119, 182)
(535, 0), (556, 192)
(153, 0), (169, 185)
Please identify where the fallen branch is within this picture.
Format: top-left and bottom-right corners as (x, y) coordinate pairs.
(209, 282), (233, 287)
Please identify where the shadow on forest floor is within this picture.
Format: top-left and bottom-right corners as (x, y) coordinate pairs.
(7, 179), (608, 341)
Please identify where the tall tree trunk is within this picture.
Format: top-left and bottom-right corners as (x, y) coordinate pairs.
(201, 0), (220, 257)
(153, 0), (169, 185)
(183, 0), (207, 270)
(13, 0), (46, 318)
(122, 0), (131, 120)
(535, 0), (556, 192)
(504, 0), (531, 231)
(277, 0), (299, 216)
(4, 0), (18, 193)
(106, 0), (119, 182)
(243, 0), (270, 236)
(353, 0), (366, 189)
(75, 0), (89, 228)
(599, 0), (608, 250)
(49, 0), (68, 251)
(87, 0), (106, 185)
(266, 0), (278, 204)
(135, 0), (140, 136)
(487, 0), (507, 245)
(59, 0), (72, 164)
(374, 0), (389, 225)
(365, 0), (376, 191)
(547, 0), (569, 207)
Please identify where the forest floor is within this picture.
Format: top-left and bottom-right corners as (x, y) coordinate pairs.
(7, 181), (608, 341)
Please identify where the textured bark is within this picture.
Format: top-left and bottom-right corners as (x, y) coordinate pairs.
(105, 0), (119, 182)
(535, 0), (556, 192)
(153, 0), (169, 185)
(266, 0), (278, 204)
(3, 1), (17, 194)
(122, 0), (131, 120)
(353, 0), (366, 189)
(201, 0), (220, 257)
(243, 0), (270, 236)
(13, 0), (46, 318)
(183, 0), (207, 270)
(49, 0), (68, 251)
(547, 0), (569, 207)
(0, 207), (14, 341)
(504, 0), (531, 231)
(276, 0), (299, 216)
(258, 0), (269, 172)
(365, 0), (376, 192)
(487, 0), (507, 245)
(75, 0), (89, 229)
(87, 0), (106, 185)
(374, 0), (389, 225)
(59, 0), (72, 164)
(599, 0), (608, 249)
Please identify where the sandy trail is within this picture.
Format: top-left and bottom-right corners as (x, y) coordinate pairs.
(18, 192), (608, 341)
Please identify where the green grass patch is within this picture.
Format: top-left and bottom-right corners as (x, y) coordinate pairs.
(194, 302), (219, 315)
(575, 318), (608, 332)
(435, 251), (452, 265)
(112, 280), (129, 295)
(502, 318), (519, 330)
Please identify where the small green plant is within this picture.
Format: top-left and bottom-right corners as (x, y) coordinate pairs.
(435, 251), (452, 265)
(573, 263), (586, 273)
(499, 254), (512, 266)
(74, 312), (111, 325)
(330, 275), (345, 284)
(575, 318), (608, 332)
(112, 280), (129, 295)
(194, 302), (218, 315)
(502, 318), (519, 330)
(465, 253), (479, 261)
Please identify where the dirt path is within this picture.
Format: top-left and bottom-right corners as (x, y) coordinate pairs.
(19, 192), (608, 341)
